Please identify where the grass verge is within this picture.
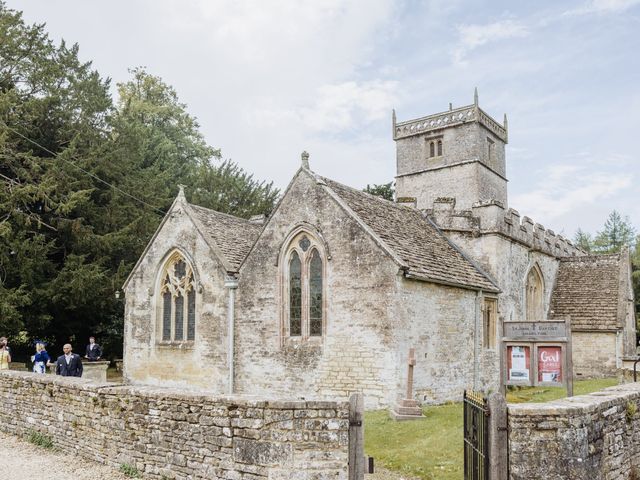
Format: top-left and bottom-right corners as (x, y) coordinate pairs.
(364, 377), (620, 480)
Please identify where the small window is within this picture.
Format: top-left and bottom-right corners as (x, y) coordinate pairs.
(159, 251), (197, 343)
(487, 137), (495, 163)
(437, 140), (443, 156)
(429, 141), (435, 158)
(483, 298), (497, 349)
(282, 232), (326, 340)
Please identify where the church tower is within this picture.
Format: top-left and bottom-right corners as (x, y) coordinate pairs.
(394, 90), (508, 211)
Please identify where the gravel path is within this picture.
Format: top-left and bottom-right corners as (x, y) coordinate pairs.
(0, 431), (130, 479)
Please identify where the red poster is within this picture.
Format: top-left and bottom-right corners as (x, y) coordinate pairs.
(507, 345), (530, 382)
(538, 346), (562, 383)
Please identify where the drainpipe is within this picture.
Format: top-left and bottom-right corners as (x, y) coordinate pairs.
(225, 276), (239, 394)
(473, 290), (483, 390)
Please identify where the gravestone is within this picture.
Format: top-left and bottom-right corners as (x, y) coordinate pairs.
(82, 360), (110, 382)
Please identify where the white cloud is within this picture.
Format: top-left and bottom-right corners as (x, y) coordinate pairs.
(511, 161), (633, 227)
(250, 80), (398, 133)
(454, 19), (529, 64)
(564, 0), (640, 15)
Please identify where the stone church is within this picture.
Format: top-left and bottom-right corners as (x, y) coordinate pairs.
(122, 92), (636, 408)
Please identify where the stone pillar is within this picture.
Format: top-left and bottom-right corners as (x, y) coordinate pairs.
(82, 360), (110, 382)
(488, 392), (508, 480)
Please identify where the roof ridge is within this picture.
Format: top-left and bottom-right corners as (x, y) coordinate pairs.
(318, 174), (413, 211)
(188, 202), (257, 225)
(559, 253), (620, 262)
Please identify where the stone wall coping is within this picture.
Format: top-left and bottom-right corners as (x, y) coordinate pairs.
(508, 382), (640, 416)
(0, 371), (349, 409)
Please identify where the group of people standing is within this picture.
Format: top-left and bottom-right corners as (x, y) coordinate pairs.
(0, 336), (103, 378)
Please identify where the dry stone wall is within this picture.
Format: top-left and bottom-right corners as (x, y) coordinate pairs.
(0, 371), (352, 480)
(508, 382), (640, 480)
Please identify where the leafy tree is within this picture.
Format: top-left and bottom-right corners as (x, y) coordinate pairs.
(632, 235), (640, 340)
(364, 182), (394, 201)
(0, 6), (279, 359)
(593, 210), (636, 254)
(0, 2), (114, 353)
(190, 160), (279, 218)
(573, 228), (593, 253)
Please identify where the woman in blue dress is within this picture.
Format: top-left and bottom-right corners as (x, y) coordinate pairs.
(32, 342), (50, 374)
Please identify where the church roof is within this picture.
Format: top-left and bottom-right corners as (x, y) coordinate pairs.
(318, 176), (499, 293)
(188, 204), (262, 272)
(549, 254), (622, 331)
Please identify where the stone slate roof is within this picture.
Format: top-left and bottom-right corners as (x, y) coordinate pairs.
(549, 254), (621, 331)
(320, 176), (499, 292)
(188, 204), (262, 272)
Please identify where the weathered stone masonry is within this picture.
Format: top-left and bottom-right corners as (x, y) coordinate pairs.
(508, 382), (640, 480)
(0, 371), (352, 480)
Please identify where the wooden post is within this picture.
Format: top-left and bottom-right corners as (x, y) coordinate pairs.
(565, 316), (574, 397)
(349, 393), (364, 480)
(488, 393), (508, 480)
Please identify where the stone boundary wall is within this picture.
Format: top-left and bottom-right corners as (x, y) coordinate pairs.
(508, 383), (640, 480)
(0, 371), (353, 479)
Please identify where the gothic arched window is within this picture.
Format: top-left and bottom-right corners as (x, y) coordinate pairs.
(429, 141), (435, 158)
(282, 232), (326, 339)
(525, 265), (544, 321)
(437, 139), (443, 156)
(159, 252), (197, 342)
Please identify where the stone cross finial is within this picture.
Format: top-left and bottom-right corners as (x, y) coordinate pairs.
(301, 151), (310, 170)
(177, 184), (187, 201)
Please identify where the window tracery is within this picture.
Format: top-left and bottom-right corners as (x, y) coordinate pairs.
(159, 252), (196, 343)
(282, 232), (326, 340)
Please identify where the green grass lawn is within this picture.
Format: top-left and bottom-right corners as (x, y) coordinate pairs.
(364, 378), (620, 480)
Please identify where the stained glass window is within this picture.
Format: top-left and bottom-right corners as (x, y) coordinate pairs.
(309, 249), (323, 336)
(159, 252), (197, 343)
(187, 287), (196, 341)
(284, 234), (325, 340)
(162, 291), (172, 341)
(289, 251), (302, 336)
(174, 293), (184, 340)
(299, 236), (311, 252)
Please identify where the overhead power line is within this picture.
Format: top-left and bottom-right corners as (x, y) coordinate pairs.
(0, 120), (167, 216)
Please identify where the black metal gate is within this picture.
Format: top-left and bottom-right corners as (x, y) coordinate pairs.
(463, 390), (489, 480)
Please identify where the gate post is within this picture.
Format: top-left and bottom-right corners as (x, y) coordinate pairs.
(348, 393), (365, 480)
(488, 393), (508, 480)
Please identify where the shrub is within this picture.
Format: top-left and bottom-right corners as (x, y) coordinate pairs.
(27, 430), (54, 449)
(119, 464), (141, 478)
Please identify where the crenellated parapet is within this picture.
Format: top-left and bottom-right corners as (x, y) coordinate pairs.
(426, 198), (583, 258)
(393, 105), (508, 143)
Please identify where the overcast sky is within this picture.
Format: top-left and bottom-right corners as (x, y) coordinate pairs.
(8, 0), (640, 237)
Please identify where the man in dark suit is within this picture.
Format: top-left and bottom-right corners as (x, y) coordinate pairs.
(85, 336), (102, 362)
(55, 344), (83, 377)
